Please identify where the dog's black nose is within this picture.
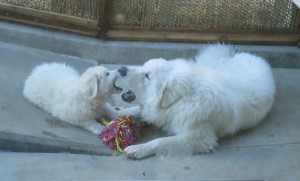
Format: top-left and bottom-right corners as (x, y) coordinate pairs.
(118, 66), (128, 76)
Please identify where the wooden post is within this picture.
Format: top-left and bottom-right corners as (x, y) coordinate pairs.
(296, 9), (300, 47)
(98, 0), (114, 39)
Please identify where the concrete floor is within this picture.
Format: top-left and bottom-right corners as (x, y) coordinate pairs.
(0, 144), (299, 180)
(0, 21), (300, 180)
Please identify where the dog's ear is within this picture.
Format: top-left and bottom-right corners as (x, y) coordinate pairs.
(160, 78), (182, 109)
(81, 76), (99, 98)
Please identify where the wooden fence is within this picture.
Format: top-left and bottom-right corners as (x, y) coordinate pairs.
(0, 0), (299, 46)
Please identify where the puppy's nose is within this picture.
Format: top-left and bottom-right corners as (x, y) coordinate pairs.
(118, 66), (128, 76)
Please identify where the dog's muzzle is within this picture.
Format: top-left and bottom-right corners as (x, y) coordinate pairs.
(113, 81), (122, 91)
(118, 66), (136, 102)
(122, 90), (136, 102)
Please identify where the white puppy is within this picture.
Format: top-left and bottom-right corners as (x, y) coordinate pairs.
(23, 62), (130, 134)
(118, 44), (275, 159)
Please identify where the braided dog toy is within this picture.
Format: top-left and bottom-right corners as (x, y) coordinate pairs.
(97, 108), (144, 152)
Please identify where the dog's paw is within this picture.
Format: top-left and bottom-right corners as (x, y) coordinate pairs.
(124, 144), (153, 159)
(89, 124), (105, 134)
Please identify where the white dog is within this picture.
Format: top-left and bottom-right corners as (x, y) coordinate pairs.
(118, 44), (275, 159)
(23, 62), (138, 134)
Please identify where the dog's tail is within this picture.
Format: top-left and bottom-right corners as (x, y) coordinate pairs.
(195, 44), (235, 65)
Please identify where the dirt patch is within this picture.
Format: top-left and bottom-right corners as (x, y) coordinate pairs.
(45, 118), (68, 128)
(42, 131), (66, 140)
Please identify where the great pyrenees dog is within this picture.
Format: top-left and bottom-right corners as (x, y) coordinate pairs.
(118, 44), (275, 159)
(23, 62), (135, 134)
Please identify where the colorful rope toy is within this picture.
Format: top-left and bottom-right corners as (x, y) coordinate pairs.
(97, 109), (144, 152)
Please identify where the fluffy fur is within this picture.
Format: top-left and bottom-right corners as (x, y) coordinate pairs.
(23, 62), (123, 134)
(119, 44), (276, 159)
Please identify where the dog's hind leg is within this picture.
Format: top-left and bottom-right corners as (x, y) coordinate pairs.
(124, 129), (218, 159)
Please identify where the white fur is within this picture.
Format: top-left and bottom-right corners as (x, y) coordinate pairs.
(119, 44), (275, 159)
(23, 62), (124, 134)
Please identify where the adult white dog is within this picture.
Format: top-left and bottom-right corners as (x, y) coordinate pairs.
(23, 62), (137, 134)
(118, 44), (275, 159)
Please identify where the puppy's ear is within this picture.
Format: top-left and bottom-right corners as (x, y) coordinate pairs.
(160, 78), (182, 109)
(81, 76), (99, 98)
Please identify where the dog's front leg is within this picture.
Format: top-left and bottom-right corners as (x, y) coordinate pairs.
(124, 130), (217, 159)
(103, 103), (141, 118)
(124, 137), (165, 159)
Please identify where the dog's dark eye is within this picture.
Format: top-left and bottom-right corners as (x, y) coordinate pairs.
(106, 72), (109, 76)
(145, 73), (150, 80)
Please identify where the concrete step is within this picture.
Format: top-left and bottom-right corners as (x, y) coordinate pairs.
(0, 21), (300, 68)
(0, 144), (299, 180)
(1, 40), (300, 157)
